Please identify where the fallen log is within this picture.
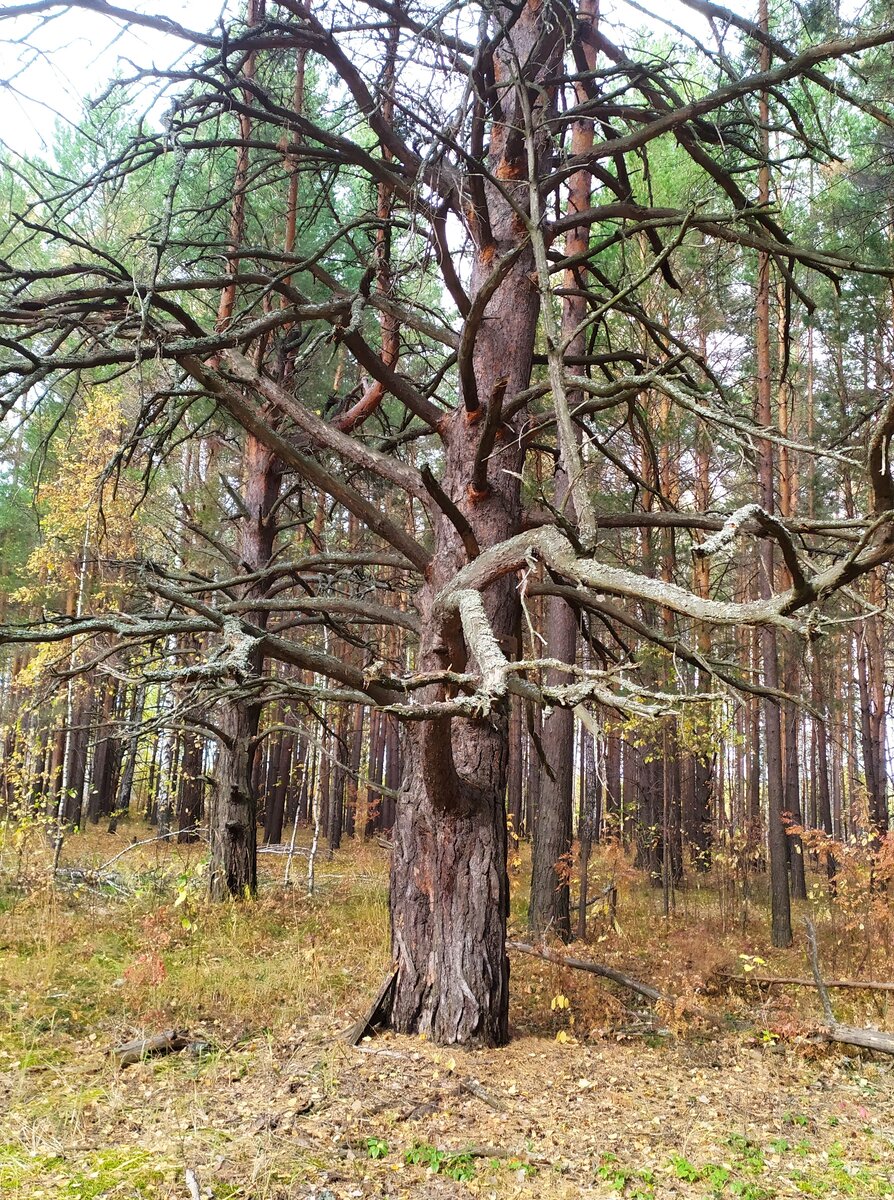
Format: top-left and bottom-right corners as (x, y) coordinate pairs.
(805, 919), (894, 1057)
(111, 1029), (189, 1068)
(508, 941), (660, 1003)
(722, 971), (894, 993)
(507, 940), (724, 1028)
(823, 1024), (894, 1054)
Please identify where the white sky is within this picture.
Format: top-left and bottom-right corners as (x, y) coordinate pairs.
(0, 0), (759, 157)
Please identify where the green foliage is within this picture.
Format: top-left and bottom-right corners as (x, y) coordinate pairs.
(404, 1142), (476, 1182)
(727, 1133), (766, 1173)
(596, 1152), (655, 1198)
(670, 1153), (702, 1182)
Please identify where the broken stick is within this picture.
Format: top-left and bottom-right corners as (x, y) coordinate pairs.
(461, 1077), (508, 1113)
(804, 918), (894, 1057)
(111, 1029), (189, 1068)
(344, 968), (398, 1045)
(722, 971), (894, 993)
(507, 941), (723, 1028)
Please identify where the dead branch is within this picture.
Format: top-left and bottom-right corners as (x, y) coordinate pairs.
(805, 917), (836, 1026)
(722, 972), (894, 993)
(507, 940), (723, 1028)
(805, 918), (894, 1057)
(111, 1029), (189, 1068)
(460, 1077), (508, 1113)
(344, 969), (398, 1045)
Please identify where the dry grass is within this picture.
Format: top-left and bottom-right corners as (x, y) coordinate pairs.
(2, 820), (894, 1197)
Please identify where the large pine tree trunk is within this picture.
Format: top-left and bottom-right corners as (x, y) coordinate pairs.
(387, 398), (525, 1045)
(390, 718), (510, 1045)
(386, 0), (554, 1032)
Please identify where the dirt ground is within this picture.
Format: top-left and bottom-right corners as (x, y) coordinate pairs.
(3, 829), (894, 1198)
(4, 1017), (894, 1199)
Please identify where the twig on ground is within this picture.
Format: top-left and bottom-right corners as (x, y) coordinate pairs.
(461, 1077), (509, 1113)
(185, 1167), (201, 1200)
(507, 940), (725, 1028)
(111, 1029), (189, 1068)
(804, 917), (894, 1056)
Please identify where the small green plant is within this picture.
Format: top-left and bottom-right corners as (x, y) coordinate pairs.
(502, 1157), (537, 1178)
(729, 1183), (775, 1200)
(597, 1152), (628, 1191)
(403, 1143), (475, 1182)
(668, 1156), (729, 1195)
(405, 1142), (443, 1170)
(702, 1163), (732, 1193)
(670, 1154), (701, 1182)
(596, 1153), (654, 1197)
(728, 1134), (766, 1174)
(365, 1136), (388, 1160)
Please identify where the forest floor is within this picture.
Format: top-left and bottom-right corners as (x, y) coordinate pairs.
(2, 823), (894, 1199)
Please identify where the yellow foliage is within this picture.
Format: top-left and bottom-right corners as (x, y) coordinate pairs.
(15, 387), (144, 608)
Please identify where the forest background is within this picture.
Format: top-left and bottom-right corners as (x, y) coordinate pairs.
(4, 0), (894, 1196)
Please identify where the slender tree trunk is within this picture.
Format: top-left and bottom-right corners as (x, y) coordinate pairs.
(177, 733), (204, 843)
(756, 0), (791, 948)
(364, 710), (384, 837)
(383, 716), (400, 831)
(507, 694), (524, 838)
(209, 427), (281, 895)
(327, 708), (347, 851)
(526, 707), (542, 839)
(107, 689), (141, 836)
(530, 1), (597, 938)
(344, 705), (363, 839)
(605, 725), (621, 837)
(264, 730), (293, 844)
(208, 0), (284, 896)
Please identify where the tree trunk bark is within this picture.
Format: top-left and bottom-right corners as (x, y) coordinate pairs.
(390, 719), (510, 1045)
(388, 1), (561, 1043)
(756, 0), (791, 948)
(209, 430), (281, 896)
(210, 702), (258, 900)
